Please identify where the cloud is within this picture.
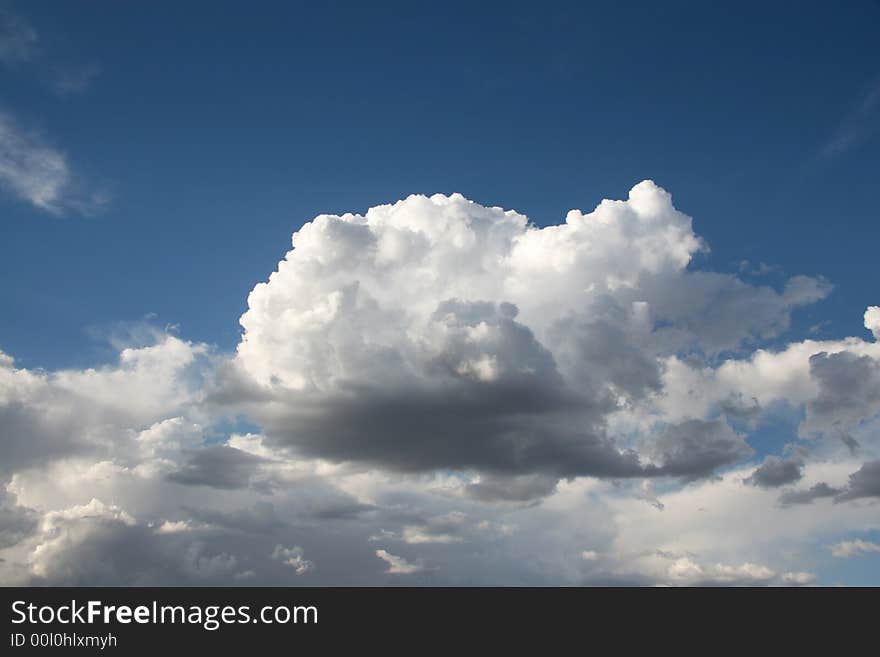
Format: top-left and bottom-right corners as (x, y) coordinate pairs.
(745, 455), (804, 488)
(228, 182), (832, 496)
(0, 7), (98, 95)
(22, 498), (252, 585)
(0, 490), (37, 549)
(801, 351), (880, 439)
(866, 306), (880, 341)
(1, 183), (880, 586)
(271, 545), (313, 574)
(399, 512), (469, 545)
(0, 7), (37, 66)
(375, 549), (424, 575)
(778, 483), (842, 507)
(644, 419), (753, 481)
(775, 458), (880, 507)
(665, 558), (776, 586)
(50, 63), (101, 96)
(835, 460), (880, 502)
(166, 446), (268, 490)
(821, 77), (880, 157)
(0, 110), (106, 215)
(464, 473), (560, 503)
(829, 539), (880, 558)
(618, 547), (816, 586)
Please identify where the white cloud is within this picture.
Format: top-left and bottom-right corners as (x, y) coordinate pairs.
(782, 571), (816, 586)
(866, 306), (880, 341)
(0, 111), (105, 215)
(228, 181), (835, 492)
(830, 539), (880, 558)
(375, 549), (424, 575)
(272, 545), (314, 574)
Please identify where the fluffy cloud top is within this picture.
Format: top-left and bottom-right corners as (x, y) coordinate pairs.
(866, 306), (880, 341)
(231, 182), (832, 492)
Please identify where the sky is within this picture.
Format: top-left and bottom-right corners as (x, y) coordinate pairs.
(1, 1), (879, 586)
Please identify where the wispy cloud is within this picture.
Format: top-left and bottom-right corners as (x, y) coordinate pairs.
(0, 6), (38, 66)
(829, 539), (880, 558)
(0, 5), (99, 95)
(821, 77), (880, 158)
(51, 62), (101, 96)
(0, 110), (107, 215)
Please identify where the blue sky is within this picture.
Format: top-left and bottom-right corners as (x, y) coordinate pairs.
(2, 0), (879, 369)
(2, 2), (880, 587)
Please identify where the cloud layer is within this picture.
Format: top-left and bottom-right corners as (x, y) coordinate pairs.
(1, 181), (879, 585)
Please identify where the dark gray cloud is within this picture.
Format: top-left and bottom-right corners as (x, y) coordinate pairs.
(645, 419), (753, 481)
(547, 296), (662, 402)
(803, 351), (880, 438)
(247, 300), (649, 481)
(310, 499), (376, 520)
(258, 391), (644, 479)
(0, 401), (87, 477)
(241, 298), (641, 480)
(182, 502), (285, 535)
(0, 491), (37, 549)
(836, 460), (880, 502)
(464, 473), (560, 503)
(166, 445), (267, 490)
(777, 483), (842, 506)
(27, 520), (253, 586)
(745, 455), (804, 488)
(777, 461), (880, 507)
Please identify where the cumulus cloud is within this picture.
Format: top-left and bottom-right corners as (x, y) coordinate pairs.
(228, 181), (835, 498)
(0, 334), (209, 478)
(865, 306), (880, 341)
(2, 182), (880, 586)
